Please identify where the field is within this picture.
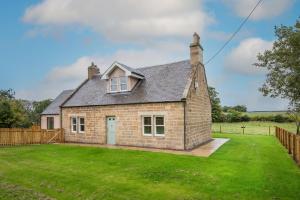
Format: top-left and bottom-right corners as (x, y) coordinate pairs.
(213, 122), (296, 135)
(246, 111), (288, 117)
(1, 134), (300, 200)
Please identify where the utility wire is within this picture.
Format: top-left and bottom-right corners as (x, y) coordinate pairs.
(204, 0), (264, 65)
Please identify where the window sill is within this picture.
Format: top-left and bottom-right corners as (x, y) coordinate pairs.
(154, 134), (165, 137)
(107, 90), (130, 94)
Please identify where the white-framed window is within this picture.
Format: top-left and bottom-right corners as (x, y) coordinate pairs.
(79, 117), (85, 133)
(142, 115), (165, 136)
(120, 76), (127, 91)
(110, 78), (118, 92)
(154, 116), (165, 136)
(142, 116), (152, 136)
(71, 117), (77, 133)
(47, 117), (54, 130)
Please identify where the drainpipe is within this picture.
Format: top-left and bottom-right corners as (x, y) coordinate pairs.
(60, 106), (64, 143)
(183, 101), (186, 150)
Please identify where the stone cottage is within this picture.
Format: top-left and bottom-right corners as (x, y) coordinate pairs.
(41, 33), (212, 150)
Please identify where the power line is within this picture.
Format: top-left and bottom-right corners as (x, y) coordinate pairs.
(204, 0), (264, 65)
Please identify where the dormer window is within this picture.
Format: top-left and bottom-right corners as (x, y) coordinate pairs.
(110, 77), (128, 92)
(120, 76), (127, 91)
(102, 62), (145, 93)
(110, 78), (118, 92)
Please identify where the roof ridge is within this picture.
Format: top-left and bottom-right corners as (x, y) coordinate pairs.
(137, 59), (190, 70)
(62, 89), (74, 93)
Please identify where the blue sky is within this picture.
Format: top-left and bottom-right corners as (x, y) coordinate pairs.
(0, 0), (299, 111)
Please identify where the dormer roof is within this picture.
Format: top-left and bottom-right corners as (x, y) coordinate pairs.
(101, 61), (144, 79)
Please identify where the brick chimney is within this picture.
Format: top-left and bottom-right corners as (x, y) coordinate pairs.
(189, 32), (203, 66)
(88, 62), (100, 79)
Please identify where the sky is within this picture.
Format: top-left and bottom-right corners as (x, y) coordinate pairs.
(0, 0), (299, 111)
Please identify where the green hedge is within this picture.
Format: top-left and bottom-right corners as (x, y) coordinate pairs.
(213, 111), (293, 123)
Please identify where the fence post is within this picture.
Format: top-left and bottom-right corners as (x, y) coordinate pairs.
(288, 133), (292, 154)
(8, 128), (12, 146)
(295, 136), (299, 164)
(61, 129), (65, 143)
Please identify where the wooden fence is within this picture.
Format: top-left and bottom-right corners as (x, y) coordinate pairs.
(275, 126), (300, 166)
(0, 126), (64, 146)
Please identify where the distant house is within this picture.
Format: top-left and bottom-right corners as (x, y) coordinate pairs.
(41, 33), (212, 150)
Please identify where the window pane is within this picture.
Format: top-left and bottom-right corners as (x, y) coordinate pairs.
(80, 125), (85, 132)
(72, 117), (77, 124)
(121, 84), (127, 91)
(111, 85), (117, 91)
(71, 117), (77, 132)
(144, 126), (152, 134)
(155, 117), (164, 125)
(120, 77), (127, 84)
(156, 126), (164, 135)
(144, 117), (152, 125)
(111, 78), (117, 85)
(80, 118), (84, 124)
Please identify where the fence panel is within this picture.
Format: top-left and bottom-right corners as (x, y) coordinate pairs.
(275, 126), (300, 166)
(0, 127), (64, 146)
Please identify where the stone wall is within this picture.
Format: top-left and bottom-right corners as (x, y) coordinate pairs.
(185, 63), (212, 150)
(62, 102), (185, 150)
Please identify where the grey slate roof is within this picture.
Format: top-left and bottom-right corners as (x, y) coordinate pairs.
(116, 62), (145, 77)
(63, 60), (192, 107)
(41, 90), (74, 115)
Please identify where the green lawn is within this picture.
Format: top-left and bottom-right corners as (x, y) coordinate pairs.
(213, 122), (297, 135)
(1, 134), (300, 200)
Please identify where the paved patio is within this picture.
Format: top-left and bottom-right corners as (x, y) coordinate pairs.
(61, 138), (229, 157)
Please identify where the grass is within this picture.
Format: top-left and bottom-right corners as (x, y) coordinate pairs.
(1, 134), (300, 199)
(213, 122), (297, 135)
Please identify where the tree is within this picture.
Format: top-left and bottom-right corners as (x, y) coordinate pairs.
(0, 90), (30, 128)
(255, 19), (300, 134)
(208, 86), (223, 122)
(0, 89), (15, 99)
(222, 106), (231, 112)
(29, 99), (52, 125)
(223, 105), (247, 112)
(0, 100), (14, 128)
(226, 109), (242, 122)
(232, 105), (247, 112)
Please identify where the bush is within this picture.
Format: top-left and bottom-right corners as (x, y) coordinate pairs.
(226, 110), (242, 122)
(241, 115), (251, 122)
(247, 113), (293, 123)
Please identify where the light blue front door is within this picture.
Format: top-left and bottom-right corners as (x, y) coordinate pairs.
(107, 117), (116, 145)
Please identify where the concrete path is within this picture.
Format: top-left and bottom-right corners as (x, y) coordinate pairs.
(60, 138), (229, 157)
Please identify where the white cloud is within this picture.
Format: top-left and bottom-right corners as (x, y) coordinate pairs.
(16, 42), (187, 100)
(222, 81), (289, 111)
(23, 0), (214, 42)
(223, 0), (293, 20)
(224, 38), (273, 75)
